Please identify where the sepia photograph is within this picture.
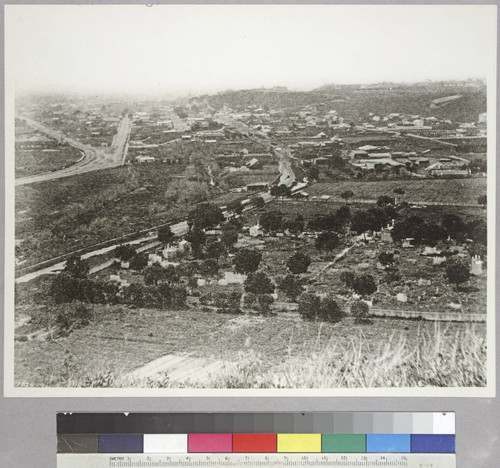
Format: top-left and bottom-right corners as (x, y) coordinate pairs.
(4, 4), (496, 396)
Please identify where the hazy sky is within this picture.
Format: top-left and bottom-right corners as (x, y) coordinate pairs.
(6, 4), (497, 96)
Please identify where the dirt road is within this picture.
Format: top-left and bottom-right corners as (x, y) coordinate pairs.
(15, 115), (132, 186)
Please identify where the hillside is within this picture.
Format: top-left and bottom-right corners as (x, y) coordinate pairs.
(200, 84), (486, 123)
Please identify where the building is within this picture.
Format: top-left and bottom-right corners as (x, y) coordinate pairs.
(135, 156), (155, 163)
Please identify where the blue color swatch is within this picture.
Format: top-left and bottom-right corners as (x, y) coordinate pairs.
(411, 435), (455, 453)
(366, 434), (411, 453)
(98, 434), (143, 453)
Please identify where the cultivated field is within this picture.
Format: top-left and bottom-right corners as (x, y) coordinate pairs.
(306, 178), (486, 205)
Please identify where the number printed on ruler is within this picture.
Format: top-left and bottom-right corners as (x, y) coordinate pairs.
(57, 453), (456, 468)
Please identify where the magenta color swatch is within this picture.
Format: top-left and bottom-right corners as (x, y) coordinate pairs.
(188, 434), (232, 453)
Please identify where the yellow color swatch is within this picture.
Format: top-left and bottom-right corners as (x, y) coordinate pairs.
(277, 434), (322, 453)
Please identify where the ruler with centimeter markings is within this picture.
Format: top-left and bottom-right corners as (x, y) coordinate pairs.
(58, 453), (455, 468)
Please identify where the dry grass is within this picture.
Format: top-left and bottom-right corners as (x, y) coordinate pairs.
(215, 322), (487, 388)
(16, 316), (486, 389)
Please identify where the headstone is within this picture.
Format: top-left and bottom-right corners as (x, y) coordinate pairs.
(471, 257), (483, 275)
(432, 256), (447, 265)
(396, 293), (408, 302)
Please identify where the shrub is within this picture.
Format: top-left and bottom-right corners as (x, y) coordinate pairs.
(56, 302), (93, 332)
(340, 271), (355, 288)
(351, 300), (370, 324)
(318, 297), (344, 322)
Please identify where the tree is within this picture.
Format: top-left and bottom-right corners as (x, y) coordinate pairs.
(227, 200), (243, 214)
(251, 196), (265, 208)
(287, 252), (311, 274)
(186, 227), (206, 258)
(391, 216), (425, 242)
(143, 263), (168, 286)
(158, 226), (175, 245)
(442, 214), (466, 240)
(260, 210), (283, 232)
(130, 253), (148, 271)
(234, 249), (262, 274)
(393, 187), (405, 204)
(63, 256), (89, 279)
(298, 293), (343, 322)
(446, 257), (470, 291)
(244, 271), (275, 295)
(377, 195), (395, 207)
(270, 184), (292, 199)
(478, 195), (487, 207)
(115, 244), (136, 262)
(205, 240), (226, 261)
(297, 293), (321, 320)
(466, 218), (487, 245)
(319, 297), (344, 322)
(340, 190), (354, 205)
(278, 275), (303, 301)
(199, 258), (219, 277)
(221, 228), (239, 250)
(335, 205), (351, 225)
(284, 215), (305, 234)
(340, 271), (355, 288)
(188, 203), (224, 230)
(352, 274), (377, 297)
(378, 252), (394, 266)
(315, 232), (340, 251)
(351, 210), (372, 237)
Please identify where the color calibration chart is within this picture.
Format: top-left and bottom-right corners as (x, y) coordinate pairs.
(57, 412), (456, 468)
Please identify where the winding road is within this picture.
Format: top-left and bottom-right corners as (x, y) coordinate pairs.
(15, 115), (132, 186)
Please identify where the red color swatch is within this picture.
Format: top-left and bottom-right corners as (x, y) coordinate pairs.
(233, 434), (277, 453)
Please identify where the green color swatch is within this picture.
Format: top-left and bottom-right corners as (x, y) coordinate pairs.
(322, 434), (366, 453)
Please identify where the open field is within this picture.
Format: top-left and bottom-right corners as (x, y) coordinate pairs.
(14, 305), (486, 388)
(306, 177), (486, 205)
(15, 146), (84, 178)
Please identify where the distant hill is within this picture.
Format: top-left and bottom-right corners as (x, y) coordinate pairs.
(312, 84), (486, 123)
(200, 84), (486, 123)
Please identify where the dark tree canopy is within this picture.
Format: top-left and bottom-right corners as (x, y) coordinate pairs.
(277, 275), (303, 301)
(244, 271), (275, 295)
(260, 210), (284, 232)
(377, 195), (395, 207)
(186, 227), (207, 258)
(233, 249), (262, 274)
(315, 232), (340, 251)
(188, 203), (224, 230)
(251, 196), (266, 208)
(284, 215), (305, 234)
(63, 256), (89, 279)
(442, 214), (466, 240)
(446, 257), (470, 291)
(158, 226), (175, 245)
(115, 245), (136, 262)
(352, 274), (377, 297)
(270, 184), (292, 198)
(287, 252), (311, 274)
